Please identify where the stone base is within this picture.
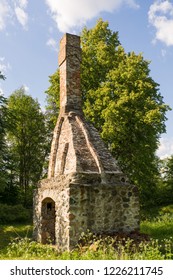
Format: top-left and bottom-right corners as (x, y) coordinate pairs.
(33, 172), (140, 251)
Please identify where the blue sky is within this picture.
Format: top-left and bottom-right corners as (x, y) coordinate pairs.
(0, 0), (173, 158)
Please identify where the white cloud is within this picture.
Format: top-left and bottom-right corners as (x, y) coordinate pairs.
(0, 1), (11, 30)
(0, 57), (5, 62)
(0, 57), (11, 74)
(18, 0), (28, 9)
(148, 0), (173, 46)
(0, 87), (5, 97)
(46, 38), (57, 51)
(126, 0), (139, 9)
(0, 88), (4, 96)
(0, 0), (28, 30)
(45, 0), (139, 33)
(23, 84), (29, 92)
(161, 48), (167, 56)
(14, 0), (28, 28)
(157, 137), (173, 159)
(15, 6), (28, 28)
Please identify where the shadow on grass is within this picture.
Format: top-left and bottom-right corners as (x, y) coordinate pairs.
(141, 222), (173, 240)
(0, 224), (33, 251)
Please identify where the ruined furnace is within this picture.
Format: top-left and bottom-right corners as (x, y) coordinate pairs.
(33, 33), (139, 250)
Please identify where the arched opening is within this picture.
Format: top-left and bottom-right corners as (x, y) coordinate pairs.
(41, 197), (55, 244)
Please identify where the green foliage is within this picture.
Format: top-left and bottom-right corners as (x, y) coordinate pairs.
(45, 70), (60, 127)
(0, 84), (51, 205)
(77, 228), (172, 260)
(0, 95), (8, 193)
(0, 224), (32, 251)
(6, 238), (57, 259)
(5, 87), (49, 205)
(0, 204), (31, 224)
(0, 228), (173, 260)
(81, 19), (120, 98)
(140, 206), (173, 259)
(141, 214), (173, 240)
(152, 157), (173, 206)
(0, 71), (6, 80)
(83, 45), (169, 198)
(161, 156), (173, 188)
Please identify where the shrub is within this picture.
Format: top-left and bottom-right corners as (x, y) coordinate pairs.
(0, 203), (31, 224)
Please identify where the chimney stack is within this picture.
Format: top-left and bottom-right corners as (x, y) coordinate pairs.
(58, 33), (82, 113)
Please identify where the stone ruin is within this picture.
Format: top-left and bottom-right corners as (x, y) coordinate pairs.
(33, 33), (140, 251)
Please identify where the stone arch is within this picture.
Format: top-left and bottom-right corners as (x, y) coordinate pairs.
(41, 197), (55, 244)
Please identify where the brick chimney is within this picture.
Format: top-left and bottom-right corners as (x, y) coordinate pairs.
(58, 33), (82, 113)
(47, 33), (123, 178)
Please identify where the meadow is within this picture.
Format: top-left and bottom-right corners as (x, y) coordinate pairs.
(0, 204), (173, 260)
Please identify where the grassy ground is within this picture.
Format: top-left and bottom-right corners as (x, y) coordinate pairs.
(140, 204), (173, 239)
(0, 224), (33, 251)
(0, 205), (173, 259)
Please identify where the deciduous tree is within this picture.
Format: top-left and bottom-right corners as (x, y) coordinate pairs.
(7, 87), (49, 205)
(0, 73), (8, 193)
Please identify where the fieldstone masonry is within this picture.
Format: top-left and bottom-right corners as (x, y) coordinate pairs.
(33, 33), (140, 251)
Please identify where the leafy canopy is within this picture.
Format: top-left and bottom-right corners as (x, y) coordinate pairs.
(0, 73), (7, 192)
(6, 87), (48, 205)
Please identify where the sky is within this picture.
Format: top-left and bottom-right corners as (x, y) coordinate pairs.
(0, 0), (173, 158)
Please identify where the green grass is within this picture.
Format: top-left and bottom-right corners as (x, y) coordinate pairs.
(0, 205), (173, 260)
(0, 224), (32, 251)
(141, 215), (173, 239)
(140, 204), (173, 239)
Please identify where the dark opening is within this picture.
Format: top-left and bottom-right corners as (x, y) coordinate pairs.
(47, 202), (52, 212)
(41, 197), (55, 244)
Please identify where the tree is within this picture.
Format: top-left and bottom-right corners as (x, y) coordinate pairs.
(45, 69), (60, 128)
(0, 95), (8, 193)
(0, 95), (6, 151)
(164, 156), (173, 183)
(81, 19), (120, 100)
(45, 19), (170, 204)
(6, 87), (49, 205)
(0, 73), (8, 193)
(154, 156), (173, 206)
(84, 48), (169, 191)
(0, 72), (6, 147)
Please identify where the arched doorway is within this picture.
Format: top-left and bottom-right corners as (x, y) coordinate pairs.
(41, 197), (55, 244)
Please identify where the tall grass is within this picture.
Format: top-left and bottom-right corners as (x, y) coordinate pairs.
(141, 205), (173, 240)
(0, 205), (173, 260)
(1, 234), (172, 260)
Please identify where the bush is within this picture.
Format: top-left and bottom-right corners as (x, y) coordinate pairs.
(0, 203), (31, 224)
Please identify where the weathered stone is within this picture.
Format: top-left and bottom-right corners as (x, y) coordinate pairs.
(33, 33), (140, 251)
(122, 197), (130, 202)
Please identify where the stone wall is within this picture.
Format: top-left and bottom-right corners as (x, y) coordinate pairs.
(69, 173), (139, 248)
(33, 172), (139, 251)
(33, 175), (71, 250)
